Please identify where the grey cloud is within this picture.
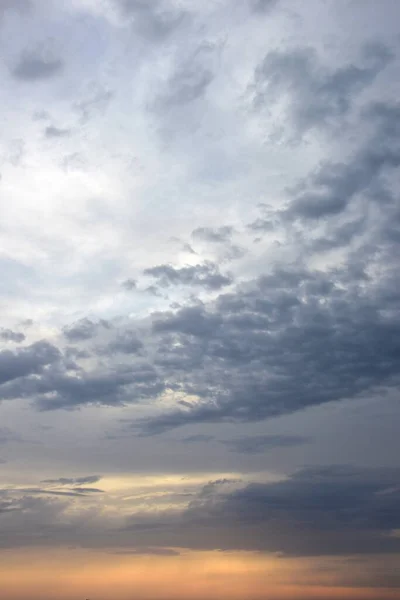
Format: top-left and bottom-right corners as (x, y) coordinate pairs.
(116, 0), (188, 42)
(12, 53), (64, 81)
(222, 434), (311, 454)
(192, 226), (234, 243)
(122, 278), (137, 291)
(74, 87), (113, 123)
(41, 476), (102, 486)
(144, 262), (232, 291)
(0, 341), (164, 409)
(0, 0), (31, 16)
(252, 42), (393, 137)
(181, 434), (214, 443)
(64, 346), (91, 360)
(9, 488), (96, 498)
(157, 61), (213, 108)
(113, 547), (180, 556)
(180, 465), (400, 556)
(138, 256), (400, 434)
(287, 144), (400, 220)
(152, 304), (222, 338)
(0, 328), (25, 343)
(33, 364), (164, 411)
(0, 427), (21, 444)
(0, 341), (61, 387)
(44, 125), (71, 138)
(250, 0), (279, 13)
(0, 466), (398, 560)
(63, 318), (110, 342)
(101, 331), (143, 355)
(152, 42), (216, 118)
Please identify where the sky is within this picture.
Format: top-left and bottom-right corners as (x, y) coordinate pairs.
(0, 0), (400, 598)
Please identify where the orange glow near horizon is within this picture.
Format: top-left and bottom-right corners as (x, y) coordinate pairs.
(0, 548), (399, 600)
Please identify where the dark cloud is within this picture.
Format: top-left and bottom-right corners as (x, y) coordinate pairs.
(0, 337), (163, 409)
(252, 42), (393, 137)
(0, 328), (25, 343)
(178, 465), (400, 556)
(144, 262), (232, 290)
(63, 318), (110, 342)
(222, 434), (311, 454)
(100, 331), (143, 355)
(152, 304), (222, 338)
(192, 226), (234, 243)
(12, 52), (64, 81)
(32, 363), (164, 411)
(0, 341), (61, 387)
(138, 254), (400, 433)
(287, 143), (400, 220)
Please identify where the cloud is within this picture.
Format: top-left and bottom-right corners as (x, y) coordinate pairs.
(222, 434), (311, 454)
(0, 0), (31, 16)
(63, 318), (110, 342)
(44, 125), (71, 138)
(178, 465), (400, 556)
(154, 46), (214, 108)
(252, 42), (393, 137)
(250, 0), (279, 13)
(181, 434), (214, 443)
(113, 547), (180, 556)
(121, 278), (137, 291)
(41, 476), (102, 486)
(144, 262), (232, 290)
(100, 330), (143, 355)
(137, 256), (400, 433)
(12, 52), (64, 81)
(74, 86), (113, 123)
(287, 143), (400, 220)
(9, 488), (99, 497)
(0, 427), (21, 444)
(0, 341), (61, 387)
(192, 226), (234, 243)
(115, 0), (188, 42)
(33, 364), (164, 411)
(0, 328), (25, 343)
(0, 465), (399, 561)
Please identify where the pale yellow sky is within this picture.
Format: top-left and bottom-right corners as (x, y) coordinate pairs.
(1, 549), (400, 600)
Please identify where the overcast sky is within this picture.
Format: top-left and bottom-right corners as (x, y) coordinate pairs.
(1, 1), (400, 599)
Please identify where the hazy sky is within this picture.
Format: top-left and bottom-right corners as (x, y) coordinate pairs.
(1, 0), (400, 598)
